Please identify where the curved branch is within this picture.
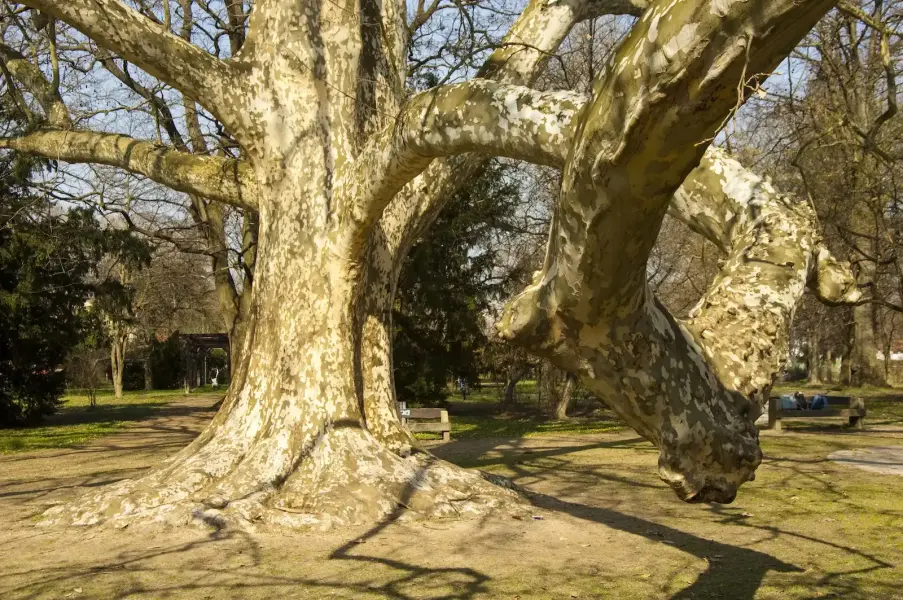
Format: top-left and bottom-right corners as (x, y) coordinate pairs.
(337, 81), (585, 255)
(18, 0), (240, 124)
(0, 129), (257, 209)
(477, 0), (648, 82)
(670, 149), (861, 308)
(497, 0), (837, 505)
(357, 0), (630, 450)
(678, 148), (860, 397)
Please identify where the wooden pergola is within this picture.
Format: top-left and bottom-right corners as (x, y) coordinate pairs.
(179, 333), (230, 392)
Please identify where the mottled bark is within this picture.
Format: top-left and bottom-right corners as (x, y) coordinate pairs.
(0, 42), (71, 128)
(357, 0), (630, 451)
(28, 0), (854, 530)
(49, 179), (520, 529)
(0, 130), (257, 208)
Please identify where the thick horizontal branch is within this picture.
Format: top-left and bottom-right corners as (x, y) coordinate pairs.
(337, 80), (585, 256)
(0, 129), (257, 209)
(376, 0), (622, 267)
(19, 0), (239, 125)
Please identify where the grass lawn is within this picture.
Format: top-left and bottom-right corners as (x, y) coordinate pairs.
(1, 382), (903, 598)
(411, 379), (630, 440)
(0, 388), (195, 454)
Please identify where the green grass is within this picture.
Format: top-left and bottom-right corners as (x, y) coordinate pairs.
(0, 388), (200, 454)
(414, 378), (627, 440)
(61, 387), (186, 409)
(0, 421), (128, 453)
(444, 414), (624, 439)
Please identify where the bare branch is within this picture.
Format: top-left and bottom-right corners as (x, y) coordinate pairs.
(0, 41), (70, 127)
(18, 0), (241, 123)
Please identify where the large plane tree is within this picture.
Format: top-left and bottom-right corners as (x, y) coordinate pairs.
(4, 0), (861, 528)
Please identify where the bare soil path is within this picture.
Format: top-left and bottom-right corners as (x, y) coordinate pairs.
(829, 446), (903, 477)
(1, 395), (902, 599)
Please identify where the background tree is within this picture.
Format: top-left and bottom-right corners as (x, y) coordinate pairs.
(0, 152), (148, 424)
(393, 160), (522, 402)
(65, 308), (110, 409)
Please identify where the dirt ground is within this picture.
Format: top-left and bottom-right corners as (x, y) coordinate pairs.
(1, 394), (902, 600)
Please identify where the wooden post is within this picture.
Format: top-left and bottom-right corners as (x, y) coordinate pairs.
(440, 409), (450, 442)
(768, 396), (782, 432)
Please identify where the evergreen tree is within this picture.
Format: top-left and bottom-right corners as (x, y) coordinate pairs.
(393, 160), (523, 402)
(0, 155), (149, 424)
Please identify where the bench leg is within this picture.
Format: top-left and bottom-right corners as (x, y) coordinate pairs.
(441, 410), (450, 442)
(768, 397), (782, 432)
(848, 416), (862, 429)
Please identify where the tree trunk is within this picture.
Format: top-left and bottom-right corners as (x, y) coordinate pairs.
(49, 181), (519, 529)
(808, 328), (822, 385)
(840, 323), (853, 385)
(27, 0), (842, 528)
(553, 374), (576, 420)
(852, 262), (887, 386)
(143, 357), (153, 391)
(825, 350), (834, 384)
(503, 367), (526, 407)
(110, 329), (127, 401)
(355, 231), (417, 455)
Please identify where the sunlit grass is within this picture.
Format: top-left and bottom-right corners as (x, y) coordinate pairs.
(0, 388), (208, 454)
(446, 415), (623, 439)
(0, 421), (127, 454)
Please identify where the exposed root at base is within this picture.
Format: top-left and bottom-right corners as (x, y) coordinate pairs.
(39, 428), (527, 531)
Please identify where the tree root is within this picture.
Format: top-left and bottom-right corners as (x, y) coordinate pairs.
(39, 427), (527, 531)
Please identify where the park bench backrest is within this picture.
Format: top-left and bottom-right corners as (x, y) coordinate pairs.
(397, 404), (451, 442)
(766, 394), (866, 431)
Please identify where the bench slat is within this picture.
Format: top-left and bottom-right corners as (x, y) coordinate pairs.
(408, 422), (452, 433)
(404, 408), (446, 419)
(778, 409), (866, 418)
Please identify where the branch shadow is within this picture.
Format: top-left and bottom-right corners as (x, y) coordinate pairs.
(528, 490), (801, 599)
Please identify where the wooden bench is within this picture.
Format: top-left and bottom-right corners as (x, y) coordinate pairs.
(397, 403), (451, 441)
(767, 394), (866, 432)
